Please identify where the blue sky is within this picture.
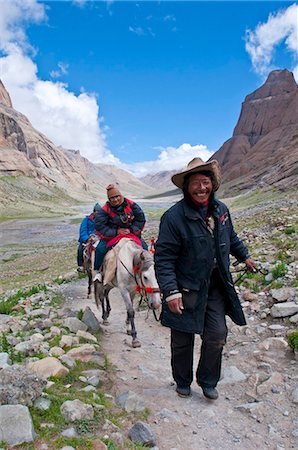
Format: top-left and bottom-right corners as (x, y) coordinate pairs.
(0, 1), (297, 176)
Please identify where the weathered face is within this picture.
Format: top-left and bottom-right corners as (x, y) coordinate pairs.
(108, 193), (123, 207)
(187, 173), (213, 204)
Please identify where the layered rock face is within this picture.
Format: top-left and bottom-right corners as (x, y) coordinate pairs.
(212, 69), (298, 194)
(0, 81), (153, 201)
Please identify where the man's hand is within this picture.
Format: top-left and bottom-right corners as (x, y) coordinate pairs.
(167, 297), (184, 315)
(244, 258), (258, 273)
(117, 228), (130, 235)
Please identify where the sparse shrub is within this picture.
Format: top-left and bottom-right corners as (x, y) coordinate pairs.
(285, 227), (296, 235)
(287, 331), (298, 350)
(77, 309), (84, 320)
(0, 333), (24, 363)
(272, 262), (287, 279)
(269, 280), (284, 289)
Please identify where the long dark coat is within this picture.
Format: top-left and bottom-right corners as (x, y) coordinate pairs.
(154, 197), (249, 334)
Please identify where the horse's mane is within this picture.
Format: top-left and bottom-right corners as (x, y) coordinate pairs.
(129, 243), (153, 272)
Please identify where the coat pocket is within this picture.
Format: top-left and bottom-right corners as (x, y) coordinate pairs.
(181, 289), (198, 311)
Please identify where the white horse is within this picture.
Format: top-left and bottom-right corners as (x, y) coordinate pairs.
(94, 238), (161, 348)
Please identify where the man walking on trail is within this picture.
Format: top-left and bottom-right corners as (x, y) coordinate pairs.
(154, 157), (256, 400)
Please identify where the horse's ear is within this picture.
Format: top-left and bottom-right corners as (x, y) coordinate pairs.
(140, 251), (145, 261)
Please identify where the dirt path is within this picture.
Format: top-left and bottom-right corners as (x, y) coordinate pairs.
(61, 279), (297, 450)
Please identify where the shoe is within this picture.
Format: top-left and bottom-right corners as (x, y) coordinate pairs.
(93, 272), (102, 282)
(201, 386), (218, 400)
(77, 266), (85, 273)
(176, 385), (191, 398)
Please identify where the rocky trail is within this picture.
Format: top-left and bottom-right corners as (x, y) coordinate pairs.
(60, 276), (297, 450)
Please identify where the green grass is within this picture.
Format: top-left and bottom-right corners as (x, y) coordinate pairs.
(0, 284), (48, 314)
(0, 333), (24, 363)
(288, 331), (298, 350)
(284, 226), (296, 235)
(272, 262), (288, 279)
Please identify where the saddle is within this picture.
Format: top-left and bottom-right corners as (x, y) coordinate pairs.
(102, 238), (129, 285)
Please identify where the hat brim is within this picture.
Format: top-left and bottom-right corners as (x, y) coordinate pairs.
(171, 160), (221, 191)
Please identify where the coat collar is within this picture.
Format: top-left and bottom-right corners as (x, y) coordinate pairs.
(181, 198), (221, 220)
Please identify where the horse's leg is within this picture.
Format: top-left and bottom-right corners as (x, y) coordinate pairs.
(122, 290), (140, 348)
(126, 311), (131, 335)
(102, 287), (111, 325)
(87, 268), (92, 297)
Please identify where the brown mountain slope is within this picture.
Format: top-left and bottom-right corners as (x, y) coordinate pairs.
(211, 69), (298, 195)
(0, 80), (153, 212)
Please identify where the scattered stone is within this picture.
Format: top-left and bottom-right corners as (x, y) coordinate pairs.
(67, 344), (105, 365)
(26, 357), (69, 379)
(270, 287), (296, 302)
(289, 313), (298, 323)
(49, 346), (65, 357)
(257, 372), (284, 396)
(59, 354), (76, 369)
(77, 329), (98, 343)
(0, 365), (46, 406)
(157, 408), (180, 421)
(270, 302), (298, 318)
(242, 290), (258, 302)
(128, 421), (157, 447)
(60, 399), (94, 422)
(220, 366), (247, 384)
(63, 317), (88, 333)
(291, 387), (298, 403)
(0, 405), (35, 446)
(258, 337), (288, 351)
(115, 390), (146, 412)
(92, 440), (108, 450)
(61, 427), (79, 438)
(0, 352), (11, 368)
(82, 306), (102, 332)
(34, 397), (51, 411)
(59, 335), (80, 348)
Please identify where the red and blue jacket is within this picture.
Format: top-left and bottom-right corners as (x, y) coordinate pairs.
(94, 198), (146, 241)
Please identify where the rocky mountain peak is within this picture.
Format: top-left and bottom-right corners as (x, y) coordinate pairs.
(211, 69), (298, 194)
(0, 80), (12, 108)
(245, 69), (297, 102)
(233, 69), (298, 143)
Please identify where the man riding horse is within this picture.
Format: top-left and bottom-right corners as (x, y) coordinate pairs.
(77, 202), (101, 272)
(93, 184), (148, 282)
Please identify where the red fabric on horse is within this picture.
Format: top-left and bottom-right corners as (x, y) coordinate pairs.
(106, 233), (142, 249)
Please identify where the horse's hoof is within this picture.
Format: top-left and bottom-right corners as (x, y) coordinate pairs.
(127, 330), (132, 336)
(132, 339), (141, 348)
(103, 320), (110, 326)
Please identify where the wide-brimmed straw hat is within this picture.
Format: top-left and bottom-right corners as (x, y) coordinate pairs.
(171, 157), (221, 191)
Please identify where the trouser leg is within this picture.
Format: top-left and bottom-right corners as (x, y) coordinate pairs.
(196, 269), (228, 388)
(171, 329), (194, 388)
(94, 240), (108, 270)
(77, 243), (83, 266)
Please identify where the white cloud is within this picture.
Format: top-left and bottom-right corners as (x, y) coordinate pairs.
(72, 0), (88, 8)
(125, 143), (214, 177)
(0, 0), (116, 164)
(129, 26), (145, 36)
(245, 3), (298, 81)
(50, 61), (69, 79)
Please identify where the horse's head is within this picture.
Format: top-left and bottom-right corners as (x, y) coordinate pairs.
(133, 250), (161, 310)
